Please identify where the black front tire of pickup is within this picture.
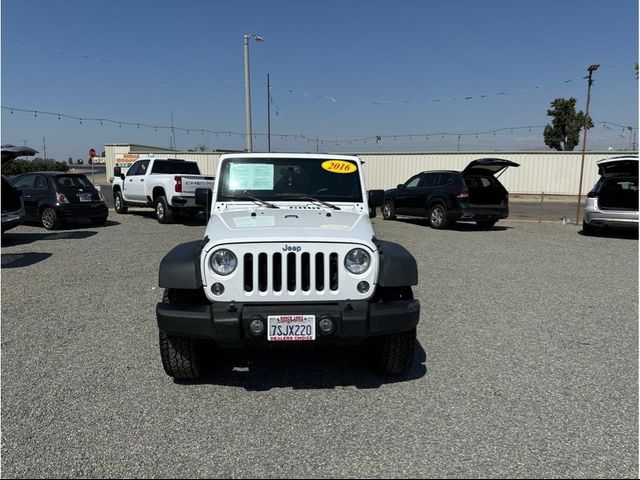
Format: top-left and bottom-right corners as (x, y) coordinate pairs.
(114, 191), (128, 214)
(370, 328), (417, 374)
(155, 196), (175, 224)
(159, 290), (206, 380)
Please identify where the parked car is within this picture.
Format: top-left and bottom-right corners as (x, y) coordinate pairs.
(1, 145), (38, 233)
(111, 157), (215, 224)
(382, 158), (520, 229)
(583, 155), (638, 235)
(10, 172), (108, 230)
(156, 153), (419, 379)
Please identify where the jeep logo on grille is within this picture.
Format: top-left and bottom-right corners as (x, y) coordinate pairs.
(282, 245), (302, 252)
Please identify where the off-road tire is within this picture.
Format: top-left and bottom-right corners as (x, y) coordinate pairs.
(158, 289), (205, 380)
(114, 191), (128, 214)
(155, 196), (174, 224)
(370, 328), (416, 374)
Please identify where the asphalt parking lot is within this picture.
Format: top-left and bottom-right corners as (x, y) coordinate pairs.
(1, 212), (637, 478)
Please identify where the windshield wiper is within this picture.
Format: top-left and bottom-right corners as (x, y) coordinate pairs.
(284, 195), (341, 210)
(226, 195), (279, 209)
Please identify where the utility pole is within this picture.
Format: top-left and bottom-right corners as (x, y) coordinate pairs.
(170, 111), (176, 153)
(576, 64), (599, 226)
(267, 73), (271, 153)
(316, 136), (319, 154)
(42, 137), (47, 161)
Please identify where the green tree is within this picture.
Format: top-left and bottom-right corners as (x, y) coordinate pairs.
(543, 97), (593, 151)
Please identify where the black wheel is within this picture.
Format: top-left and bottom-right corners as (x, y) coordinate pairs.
(369, 328), (417, 374)
(155, 196), (174, 224)
(476, 219), (497, 229)
(428, 203), (449, 229)
(114, 191), (128, 214)
(41, 207), (61, 230)
(91, 215), (108, 227)
(159, 289), (206, 380)
(382, 199), (396, 220)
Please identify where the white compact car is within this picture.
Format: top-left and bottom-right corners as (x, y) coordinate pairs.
(155, 153), (421, 379)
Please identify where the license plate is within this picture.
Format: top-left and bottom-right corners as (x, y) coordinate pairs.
(79, 193), (93, 202)
(267, 315), (316, 342)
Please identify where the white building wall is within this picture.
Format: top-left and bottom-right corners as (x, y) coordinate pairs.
(105, 145), (632, 195)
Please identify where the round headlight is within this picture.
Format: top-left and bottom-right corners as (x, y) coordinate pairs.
(344, 248), (371, 274)
(210, 249), (238, 276)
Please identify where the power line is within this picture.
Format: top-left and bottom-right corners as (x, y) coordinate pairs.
(2, 105), (636, 147)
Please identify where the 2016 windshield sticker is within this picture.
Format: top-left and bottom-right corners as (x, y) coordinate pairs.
(321, 160), (357, 174)
(229, 164), (274, 190)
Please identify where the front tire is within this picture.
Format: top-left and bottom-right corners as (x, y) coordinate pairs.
(114, 191), (128, 214)
(41, 207), (61, 230)
(155, 196), (174, 224)
(159, 289), (206, 380)
(429, 203), (449, 229)
(382, 199), (396, 220)
(370, 328), (417, 374)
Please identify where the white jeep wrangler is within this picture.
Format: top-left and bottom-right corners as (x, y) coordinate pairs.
(156, 153), (420, 379)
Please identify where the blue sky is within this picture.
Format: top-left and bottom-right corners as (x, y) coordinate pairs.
(1, 0), (638, 159)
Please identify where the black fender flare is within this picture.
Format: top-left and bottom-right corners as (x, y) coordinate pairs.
(159, 240), (204, 290)
(374, 239), (418, 287)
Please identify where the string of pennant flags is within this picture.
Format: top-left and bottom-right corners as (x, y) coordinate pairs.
(2, 105), (636, 148)
(5, 36), (585, 106)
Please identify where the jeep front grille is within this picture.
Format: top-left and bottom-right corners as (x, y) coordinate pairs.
(243, 252), (339, 293)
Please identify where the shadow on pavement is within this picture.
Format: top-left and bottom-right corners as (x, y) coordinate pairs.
(394, 218), (512, 231)
(128, 210), (207, 227)
(177, 341), (427, 391)
(579, 227), (638, 240)
(1, 252), (52, 269)
(1, 230), (98, 247)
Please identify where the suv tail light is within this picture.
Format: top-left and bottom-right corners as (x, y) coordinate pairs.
(454, 188), (469, 199)
(56, 193), (69, 204)
(174, 176), (182, 193)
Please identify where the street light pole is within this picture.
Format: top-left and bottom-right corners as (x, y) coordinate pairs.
(243, 33), (263, 152)
(576, 64), (599, 226)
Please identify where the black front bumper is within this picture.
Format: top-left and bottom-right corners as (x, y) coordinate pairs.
(157, 299), (420, 346)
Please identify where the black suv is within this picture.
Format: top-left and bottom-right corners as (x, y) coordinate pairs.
(382, 158), (519, 229)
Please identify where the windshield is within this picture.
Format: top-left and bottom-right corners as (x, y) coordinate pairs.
(217, 157), (363, 203)
(151, 160), (200, 175)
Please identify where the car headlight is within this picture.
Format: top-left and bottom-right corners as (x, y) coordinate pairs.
(210, 249), (237, 276)
(344, 248), (371, 274)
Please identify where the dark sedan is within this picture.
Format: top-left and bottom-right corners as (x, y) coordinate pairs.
(10, 172), (108, 229)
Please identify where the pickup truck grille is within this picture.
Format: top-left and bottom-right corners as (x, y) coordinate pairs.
(243, 252), (339, 293)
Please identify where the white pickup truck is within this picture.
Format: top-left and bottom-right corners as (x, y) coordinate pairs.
(111, 158), (215, 223)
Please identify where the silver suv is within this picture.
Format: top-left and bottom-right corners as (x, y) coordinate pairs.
(583, 155), (638, 234)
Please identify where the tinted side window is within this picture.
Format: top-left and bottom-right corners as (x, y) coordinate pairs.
(137, 160), (150, 176)
(439, 173), (455, 187)
(33, 175), (48, 190)
(11, 175), (35, 189)
(421, 173), (439, 187)
(126, 162), (141, 176)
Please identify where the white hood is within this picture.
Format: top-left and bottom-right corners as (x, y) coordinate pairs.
(204, 207), (376, 248)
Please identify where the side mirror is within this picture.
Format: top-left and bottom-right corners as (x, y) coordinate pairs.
(195, 188), (212, 207)
(120, 174), (126, 180)
(397, 184), (404, 190)
(114, 166), (121, 177)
